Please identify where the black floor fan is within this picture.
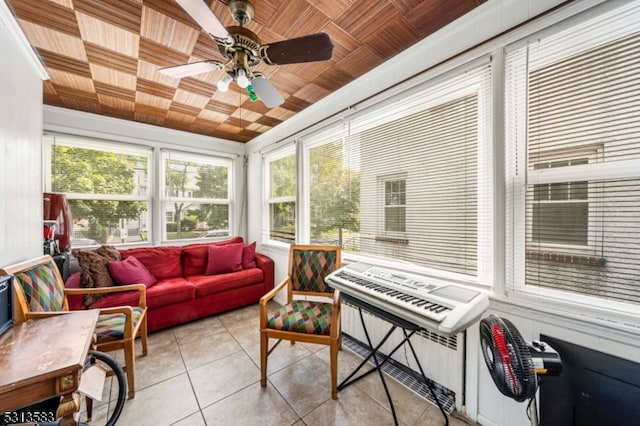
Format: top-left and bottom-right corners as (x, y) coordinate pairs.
(479, 315), (562, 426)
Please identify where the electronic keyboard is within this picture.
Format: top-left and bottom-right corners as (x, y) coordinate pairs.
(326, 262), (489, 336)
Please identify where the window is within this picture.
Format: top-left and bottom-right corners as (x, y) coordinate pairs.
(306, 133), (360, 249)
(506, 2), (640, 306)
(44, 134), (151, 247)
(383, 178), (406, 233)
(264, 148), (296, 244)
(300, 62), (493, 282)
(161, 150), (232, 241)
(531, 155), (591, 248)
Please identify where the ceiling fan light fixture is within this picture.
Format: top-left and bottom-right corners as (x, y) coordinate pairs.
(216, 73), (233, 92)
(168, 0), (333, 109)
(236, 68), (249, 88)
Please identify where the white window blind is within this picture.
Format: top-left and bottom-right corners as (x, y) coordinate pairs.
(44, 133), (151, 247)
(161, 150), (232, 241)
(302, 62), (493, 282)
(506, 1), (640, 306)
(264, 147), (296, 244)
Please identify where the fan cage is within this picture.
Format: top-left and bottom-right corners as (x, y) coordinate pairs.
(480, 315), (537, 402)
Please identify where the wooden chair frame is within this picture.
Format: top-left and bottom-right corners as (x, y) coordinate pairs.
(1, 255), (148, 400)
(259, 244), (342, 399)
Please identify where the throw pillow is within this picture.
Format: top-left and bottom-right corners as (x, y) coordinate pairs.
(205, 242), (244, 275)
(72, 245), (120, 307)
(108, 255), (157, 287)
(182, 236), (244, 276)
(242, 241), (257, 269)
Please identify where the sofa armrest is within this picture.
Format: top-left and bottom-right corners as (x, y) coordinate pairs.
(64, 272), (86, 310)
(255, 253), (274, 292)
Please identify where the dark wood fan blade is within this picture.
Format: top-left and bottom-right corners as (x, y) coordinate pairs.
(260, 33), (333, 65)
(158, 60), (224, 78)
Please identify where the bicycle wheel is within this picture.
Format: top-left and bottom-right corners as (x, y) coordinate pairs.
(82, 350), (127, 426)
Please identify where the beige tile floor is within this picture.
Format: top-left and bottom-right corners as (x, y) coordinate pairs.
(85, 303), (478, 426)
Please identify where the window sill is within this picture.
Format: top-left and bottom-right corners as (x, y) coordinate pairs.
(526, 250), (606, 267)
(375, 236), (409, 245)
(492, 292), (640, 345)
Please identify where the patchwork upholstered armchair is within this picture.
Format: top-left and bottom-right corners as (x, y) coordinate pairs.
(259, 245), (342, 399)
(1, 255), (148, 399)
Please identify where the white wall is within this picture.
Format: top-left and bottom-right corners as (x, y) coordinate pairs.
(0, 0), (48, 265)
(245, 0), (640, 425)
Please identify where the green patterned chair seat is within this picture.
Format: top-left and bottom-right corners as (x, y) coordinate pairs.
(268, 300), (333, 335)
(95, 307), (145, 342)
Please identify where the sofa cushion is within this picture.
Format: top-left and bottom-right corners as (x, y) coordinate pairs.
(205, 242), (244, 275)
(108, 255), (157, 287)
(242, 242), (257, 269)
(181, 237), (244, 276)
(90, 277), (195, 310)
(119, 246), (182, 280)
(189, 269), (264, 298)
(72, 245), (120, 307)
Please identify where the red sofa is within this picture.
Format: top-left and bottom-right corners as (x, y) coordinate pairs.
(65, 237), (274, 332)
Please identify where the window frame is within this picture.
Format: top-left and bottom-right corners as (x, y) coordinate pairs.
(43, 133), (153, 248)
(262, 145), (297, 245)
(505, 0), (640, 317)
(527, 147), (601, 254)
(160, 149), (234, 243)
(295, 61), (494, 287)
(380, 174), (407, 235)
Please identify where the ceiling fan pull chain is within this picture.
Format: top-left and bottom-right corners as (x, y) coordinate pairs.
(247, 85), (258, 102)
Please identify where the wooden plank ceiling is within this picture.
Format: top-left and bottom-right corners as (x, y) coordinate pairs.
(7, 0), (486, 143)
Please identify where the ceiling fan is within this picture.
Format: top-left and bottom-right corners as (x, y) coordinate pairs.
(159, 0), (334, 108)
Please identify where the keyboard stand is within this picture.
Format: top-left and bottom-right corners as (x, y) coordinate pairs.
(338, 293), (448, 426)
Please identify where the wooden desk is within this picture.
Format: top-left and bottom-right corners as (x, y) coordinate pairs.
(0, 310), (98, 426)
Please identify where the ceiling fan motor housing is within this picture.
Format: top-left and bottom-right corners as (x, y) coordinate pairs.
(218, 26), (262, 74)
(229, 0), (255, 25)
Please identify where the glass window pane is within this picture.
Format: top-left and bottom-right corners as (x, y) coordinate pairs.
(533, 184), (549, 201)
(165, 158), (228, 199)
(532, 202), (588, 245)
(549, 182), (569, 200)
(385, 206), (406, 232)
(162, 151), (231, 242)
(271, 154), (296, 198)
(163, 202), (228, 240)
(70, 200), (148, 246)
(52, 145), (149, 196)
(270, 201), (295, 243)
(571, 181), (588, 200)
(309, 140), (360, 246)
(49, 138), (151, 248)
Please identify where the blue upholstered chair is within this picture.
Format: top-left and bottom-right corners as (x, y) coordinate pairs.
(259, 245), (342, 399)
